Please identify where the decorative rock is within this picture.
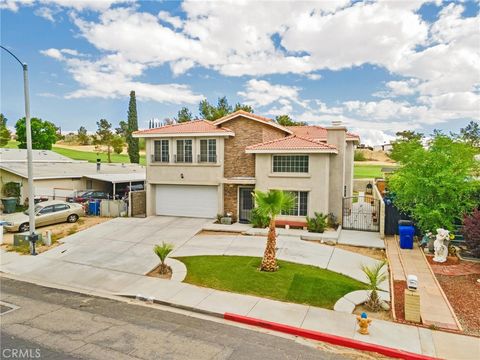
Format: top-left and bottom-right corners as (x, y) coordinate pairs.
(333, 297), (355, 313)
(380, 301), (391, 311)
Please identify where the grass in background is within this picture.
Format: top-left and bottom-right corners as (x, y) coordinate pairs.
(354, 164), (384, 179)
(51, 146), (146, 165)
(176, 255), (366, 309)
(4, 140), (19, 148)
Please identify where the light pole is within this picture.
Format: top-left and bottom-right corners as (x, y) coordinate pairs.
(1, 45), (37, 255)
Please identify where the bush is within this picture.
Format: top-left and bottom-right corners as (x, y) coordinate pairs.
(154, 242), (174, 274)
(327, 213), (339, 229)
(354, 150), (366, 161)
(462, 209), (480, 258)
(306, 212), (328, 233)
(250, 207), (270, 228)
(2, 182), (21, 200)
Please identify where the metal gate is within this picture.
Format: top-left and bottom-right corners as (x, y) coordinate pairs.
(342, 196), (380, 232)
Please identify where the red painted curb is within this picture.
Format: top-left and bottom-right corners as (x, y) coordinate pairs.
(224, 313), (438, 360)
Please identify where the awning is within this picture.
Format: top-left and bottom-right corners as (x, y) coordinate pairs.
(84, 173), (145, 184)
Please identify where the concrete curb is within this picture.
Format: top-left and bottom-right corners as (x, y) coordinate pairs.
(224, 313), (439, 360)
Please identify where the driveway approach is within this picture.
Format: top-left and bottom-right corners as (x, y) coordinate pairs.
(0, 216), (210, 292)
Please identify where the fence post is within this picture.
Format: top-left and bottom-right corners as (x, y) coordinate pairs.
(128, 191), (132, 217)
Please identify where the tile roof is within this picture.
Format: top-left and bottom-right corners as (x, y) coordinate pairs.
(133, 120), (233, 135)
(286, 125), (359, 140)
(246, 135), (338, 153)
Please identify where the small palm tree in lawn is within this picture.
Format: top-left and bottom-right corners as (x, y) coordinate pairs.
(153, 242), (174, 274)
(254, 189), (295, 272)
(361, 260), (388, 311)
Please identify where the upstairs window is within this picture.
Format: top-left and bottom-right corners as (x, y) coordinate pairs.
(176, 139), (193, 163)
(281, 191), (308, 216)
(272, 155), (309, 173)
(199, 139), (217, 163)
(153, 140), (169, 162)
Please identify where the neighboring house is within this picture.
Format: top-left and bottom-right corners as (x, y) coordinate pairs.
(133, 110), (359, 223)
(373, 143), (393, 153)
(0, 148), (145, 204)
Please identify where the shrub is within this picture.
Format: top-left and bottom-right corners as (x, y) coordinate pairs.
(361, 260), (388, 311)
(327, 213), (339, 229)
(153, 242), (174, 274)
(354, 150), (366, 161)
(250, 207), (270, 228)
(67, 226), (78, 235)
(462, 209), (480, 258)
(2, 182), (21, 199)
(306, 212), (328, 233)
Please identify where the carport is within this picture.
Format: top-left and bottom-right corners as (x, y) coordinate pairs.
(84, 173), (146, 199)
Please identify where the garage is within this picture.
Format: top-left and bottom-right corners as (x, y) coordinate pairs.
(155, 185), (218, 218)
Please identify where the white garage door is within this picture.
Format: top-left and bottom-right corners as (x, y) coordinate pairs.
(155, 185), (218, 218)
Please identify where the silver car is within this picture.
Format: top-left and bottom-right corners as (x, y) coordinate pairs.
(1, 200), (85, 233)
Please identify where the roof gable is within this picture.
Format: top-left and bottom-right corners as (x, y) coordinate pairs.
(213, 110), (292, 135)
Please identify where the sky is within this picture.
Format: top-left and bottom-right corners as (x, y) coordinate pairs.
(1, 0), (479, 145)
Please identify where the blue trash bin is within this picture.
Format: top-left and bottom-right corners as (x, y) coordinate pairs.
(399, 220), (414, 249)
(88, 200), (101, 216)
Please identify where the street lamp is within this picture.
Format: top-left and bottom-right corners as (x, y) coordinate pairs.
(1, 45), (37, 255)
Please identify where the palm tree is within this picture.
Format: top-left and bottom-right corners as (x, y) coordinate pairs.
(361, 260), (388, 311)
(153, 242), (174, 274)
(254, 189), (295, 272)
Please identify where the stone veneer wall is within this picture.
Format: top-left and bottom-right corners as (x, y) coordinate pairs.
(222, 116), (286, 178)
(223, 184), (238, 222)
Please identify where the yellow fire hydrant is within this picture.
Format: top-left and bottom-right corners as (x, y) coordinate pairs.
(357, 312), (372, 335)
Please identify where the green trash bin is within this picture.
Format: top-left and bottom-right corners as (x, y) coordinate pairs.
(1, 197), (17, 214)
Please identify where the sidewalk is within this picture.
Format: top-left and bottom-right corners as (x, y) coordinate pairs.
(385, 236), (461, 331)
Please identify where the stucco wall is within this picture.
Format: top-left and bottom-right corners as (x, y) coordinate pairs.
(254, 153), (330, 220)
(345, 141), (354, 198)
(327, 127), (346, 221)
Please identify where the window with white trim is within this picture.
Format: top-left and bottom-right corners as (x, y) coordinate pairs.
(199, 139), (217, 163)
(272, 155), (309, 173)
(153, 140), (169, 162)
(281, 191), (308, 216)
(176, 139), (193, 163)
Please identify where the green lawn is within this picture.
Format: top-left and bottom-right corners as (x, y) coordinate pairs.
(354, 164), (384, 179)
(51, 146), (146, 165)
(176, 255), (367, 309)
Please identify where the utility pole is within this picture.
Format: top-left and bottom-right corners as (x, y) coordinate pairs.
(1, 45), (37, 255)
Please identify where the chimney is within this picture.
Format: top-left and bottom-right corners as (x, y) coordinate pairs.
(326, 121), (347, 221)
(96, 158), (101, 172)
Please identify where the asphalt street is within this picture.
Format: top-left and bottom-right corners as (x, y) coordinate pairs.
(0, 277), (383, 360)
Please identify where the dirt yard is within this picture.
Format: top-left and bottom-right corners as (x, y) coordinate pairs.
(1, 216), (111, 254)
(356, 149), (395, 163)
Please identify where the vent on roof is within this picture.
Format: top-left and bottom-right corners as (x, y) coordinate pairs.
(332, 120), (343, 126)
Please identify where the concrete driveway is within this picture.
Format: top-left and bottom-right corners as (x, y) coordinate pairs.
(0, 216), (210, 292)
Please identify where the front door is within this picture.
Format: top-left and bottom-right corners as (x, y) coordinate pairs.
(239, 187), (254, 223)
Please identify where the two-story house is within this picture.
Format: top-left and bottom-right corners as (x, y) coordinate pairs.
(133, 110), (358, 224)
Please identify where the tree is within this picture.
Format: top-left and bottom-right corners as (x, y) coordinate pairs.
(77, 126), (90, 145)
(15, 117), (57, 150)
(115, 120), (128, 137)
(0, 113), (11, 147)
(94, 119), (114, 163)
(388, 134), (478, 232)
(459, 121), (480, 148)
(389, 130), (424, 163)
(234, 103), (254, 113)
(127, 91), (140, 163)
(462, 209), (480, 258)
(199, 96), (233, 121)
(275, 115), (306, 126)
(253, 190), (295, 272)
(111, 135), (125, 155)
(176, 107), (193, 123)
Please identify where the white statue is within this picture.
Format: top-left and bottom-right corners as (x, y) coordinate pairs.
(433, 228), (449, 263)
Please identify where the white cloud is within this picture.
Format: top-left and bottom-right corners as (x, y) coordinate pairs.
(41, 48), (203, 104)
(0, 0), (34, 12)
(158, 10), (183, 29)
(237, 79), (303, 107)
(34, 6), (56, 21)
(40, 0), (130, 12)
